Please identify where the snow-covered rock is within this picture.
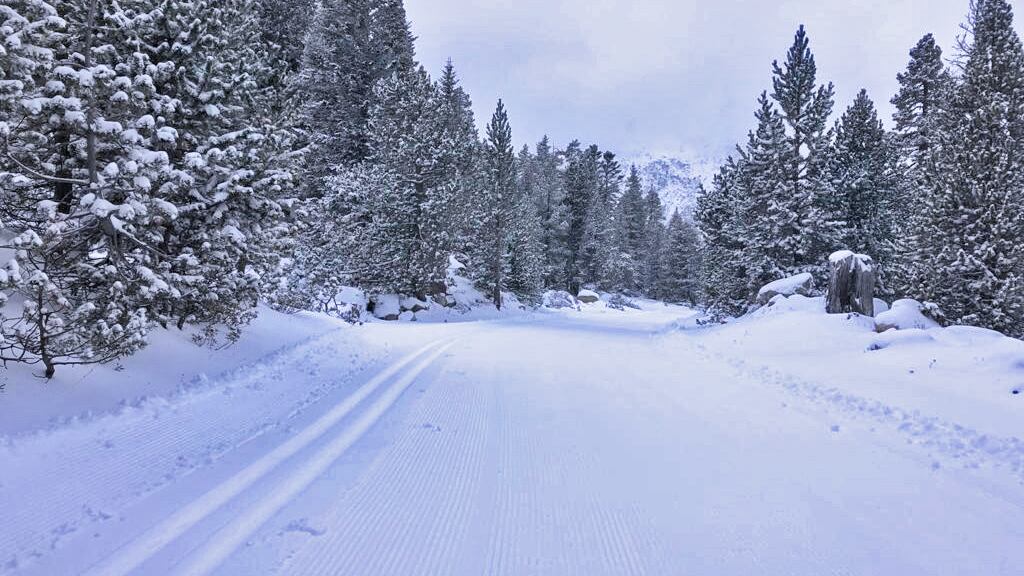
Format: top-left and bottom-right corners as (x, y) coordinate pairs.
(401, 296), (430, 313)
(756, 273), (815, 305)
(606, 294), (641, 311)
(370, 294), (401, 321)
(875, 299), (941, 333)
(543, 290), (580, 310)
(577, 289), (601, 304)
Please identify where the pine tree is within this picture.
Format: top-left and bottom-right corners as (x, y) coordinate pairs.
(580, 151), (622, 289)
(918, 0), (1024, 335)
(530, 136), (566, 288)
(771, 25), (840, 278)
(889, 34), (952, 296)
(562, 143), (599, 293)
(1, 0), (177, 376)
(476, 100), (517, 308)
(298, 0), (373, 181)
(660, 210), (701, 303)
(696, 159), (749, 315)
(616, 166), (648, 293)
(892, 34), (950, 172)
(642, 185), (668, 298)
(827, 90), (900, 274)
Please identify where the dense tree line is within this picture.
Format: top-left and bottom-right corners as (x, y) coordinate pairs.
(1, 0), (694, 377)
(697, 0), (1024, 338)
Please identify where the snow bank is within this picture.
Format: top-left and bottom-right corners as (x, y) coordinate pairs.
(875, 299), (941, 332)
(577, 289), (601, 304)
(690, 293), (1024, 440)
(0, 306), (353, 436)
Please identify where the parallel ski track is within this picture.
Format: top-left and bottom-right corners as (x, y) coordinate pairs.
(82, 339), (453, 576)
(280, 341), (489, 576)
(0, 329), (372, 574)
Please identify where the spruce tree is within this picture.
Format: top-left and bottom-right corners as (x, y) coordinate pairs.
(562, 143), (600, 293)
(918, 0), (1024, 335)
(771, 25), (840, 278)
(477, 100), (517, 308)
(660, 210), (701, 304)
(828, 90), (900, 274)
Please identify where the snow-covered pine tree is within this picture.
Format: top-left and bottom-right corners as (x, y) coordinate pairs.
(892, 34), (950, 174)
(435, 60), (481, 263)
(695, 158), (749, 315)
(1, 0), (180, 376)
(257, 0), (315, 78)
(826, 90), (900, 292)
(561, 142), (600, 293)
(736, 92), (791, 299)
(659, 210), (701, 304)
(771, 25), (841, 279)
(476, 99), (517, 308)
(614, 165), (647, 293)
(507, 158), (546, 302)
(119, 0), (297, 345)
(359, 67), (452, 297)
(917, 0), (1024, 336)
(529, 136), (567, 288)
(580, 151), (624, 290)
(889, 34), (951, 296)
(642, 184), (668, 298)
(298, 0), (373, 184)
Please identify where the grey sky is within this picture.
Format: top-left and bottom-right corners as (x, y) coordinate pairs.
(405, 0), (1017, 161)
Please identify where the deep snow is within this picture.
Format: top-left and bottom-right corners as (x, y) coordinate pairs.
(1, 296), (1022, 575)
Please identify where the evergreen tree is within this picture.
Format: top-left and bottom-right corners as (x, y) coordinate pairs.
(1, 0), (177, 376)
(476, 100), (517, 308)
(890, 34), (951, 295)
(562, 142), (599, 293)
(827, 90), (900, 274)
(918, 0), (1024, 335)
(530, 136), (566, 288)
(696, 159), (750, 315)
(660, 210), (701, 303)
(771, 25), (840, 277)
(642, 186), (669, 298)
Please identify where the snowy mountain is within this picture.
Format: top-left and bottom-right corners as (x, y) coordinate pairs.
(625, 154), (717, 220)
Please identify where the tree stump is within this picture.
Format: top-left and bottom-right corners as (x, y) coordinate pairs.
(827, 251), (876, 317)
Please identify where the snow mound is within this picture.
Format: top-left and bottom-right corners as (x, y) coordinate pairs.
(875, 299), (941, 332)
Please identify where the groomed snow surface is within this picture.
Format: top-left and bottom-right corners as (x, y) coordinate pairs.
(1, 295), (1023, 575)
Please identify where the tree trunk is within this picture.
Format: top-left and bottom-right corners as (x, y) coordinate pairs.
(827, 251), (876, 316)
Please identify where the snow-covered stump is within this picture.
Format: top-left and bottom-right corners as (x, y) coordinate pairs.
(826, 251), (876, 317)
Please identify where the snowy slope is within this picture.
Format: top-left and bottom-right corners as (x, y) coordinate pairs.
(1, 298), (1022, 575)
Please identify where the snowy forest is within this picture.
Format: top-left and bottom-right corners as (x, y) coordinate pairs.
(3, 0), (1024, 378)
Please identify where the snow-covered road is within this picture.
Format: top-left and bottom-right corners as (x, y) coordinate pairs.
(3, 307), (1023, 575)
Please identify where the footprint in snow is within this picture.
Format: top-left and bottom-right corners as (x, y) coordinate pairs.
(830, 425), (841, 433)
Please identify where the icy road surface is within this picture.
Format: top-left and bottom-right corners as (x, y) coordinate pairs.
(1, 305), (1022, 575)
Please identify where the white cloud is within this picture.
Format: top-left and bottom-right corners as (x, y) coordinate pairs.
(405, 0), (1006, 160)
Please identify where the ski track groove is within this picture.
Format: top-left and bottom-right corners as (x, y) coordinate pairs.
(171, 342), (456, 576)
(283, 344), (489, 576)
(0, 331), (373, 574)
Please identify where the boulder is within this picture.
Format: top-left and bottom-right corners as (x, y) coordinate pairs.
(542, 290), (580, 310)
(370, 294), (401, 321)
(577, 289), (601, 304)
(756, 273), (815, 305)
(401, 296), (430, 313)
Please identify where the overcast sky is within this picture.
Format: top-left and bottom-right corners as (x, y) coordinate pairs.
(404, 0), (1019, 161)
